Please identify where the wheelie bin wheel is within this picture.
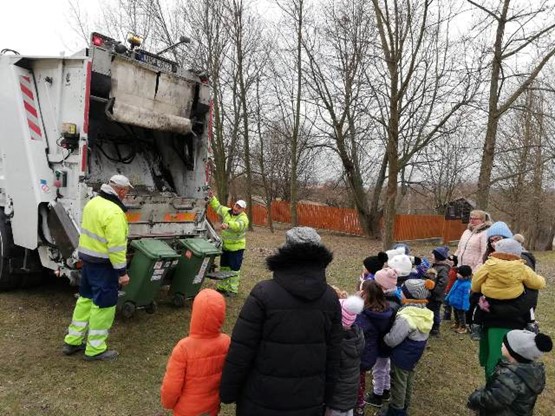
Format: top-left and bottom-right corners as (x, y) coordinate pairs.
(172, 293), (185, 308)
(145, 301), (158, 314)
(121, 301), (136, 319)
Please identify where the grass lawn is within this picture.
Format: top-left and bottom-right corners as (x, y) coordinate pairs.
(0, 225), (553, 415)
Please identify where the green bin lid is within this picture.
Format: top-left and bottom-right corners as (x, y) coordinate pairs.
(178, 238), (221, 257)
(130, 239), (179, 260)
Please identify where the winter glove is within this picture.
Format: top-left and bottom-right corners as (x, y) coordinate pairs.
(478, 296), (490, 312)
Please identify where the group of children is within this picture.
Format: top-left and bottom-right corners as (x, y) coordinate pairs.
(159, 236), (552, 416)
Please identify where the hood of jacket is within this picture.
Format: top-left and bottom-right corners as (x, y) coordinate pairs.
(266, 243), (333, 301)
(397, 304), (433, 334)
(343, 325), (365, 359)
(501, 360), (546, 395)
(361, 307), (394, 323)
(483, 256), (530, 284)
(189, 289), (226, 339)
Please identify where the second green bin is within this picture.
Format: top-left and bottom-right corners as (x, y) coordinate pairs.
(169, 238), (221, 305)
(119, 239), (180, 317)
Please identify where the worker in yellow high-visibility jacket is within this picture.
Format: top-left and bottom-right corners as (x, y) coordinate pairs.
(62, 174), (132, 361)
(208, 190), (249, 296)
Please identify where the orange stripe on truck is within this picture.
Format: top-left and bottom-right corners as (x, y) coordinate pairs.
(126, 212), (142, 223)
(164, 212), (196, 222)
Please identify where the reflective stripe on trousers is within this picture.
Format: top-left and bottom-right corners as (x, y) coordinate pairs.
(64, 297), (91, 344)
(216, 267), (240, 293)
(64, 296), (116, 356)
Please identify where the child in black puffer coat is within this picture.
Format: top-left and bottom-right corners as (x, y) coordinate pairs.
(325, 294), (365, 416)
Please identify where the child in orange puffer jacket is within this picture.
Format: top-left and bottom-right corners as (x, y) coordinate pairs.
(161, 288), (231, 416)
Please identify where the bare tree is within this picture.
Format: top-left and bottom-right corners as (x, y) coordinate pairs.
(414, 124), (476, 213)
(273, 0), (308, 226)
(370, 0), (474, 247)
(468, 0), (555, 208)
(302, 0), (381, 238)
(492, 84), (555, 250)
(179, 0), (237, 202)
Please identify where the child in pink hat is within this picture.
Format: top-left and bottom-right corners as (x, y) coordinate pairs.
(325, 294), (365, 416)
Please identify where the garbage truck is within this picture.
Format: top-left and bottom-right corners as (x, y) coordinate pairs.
(0, 32), (221, 308)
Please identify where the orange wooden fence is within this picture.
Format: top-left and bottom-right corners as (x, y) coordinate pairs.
(207, 201), (467, 243)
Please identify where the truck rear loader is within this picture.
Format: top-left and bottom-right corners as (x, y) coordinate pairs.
(0, 32), (220, 310)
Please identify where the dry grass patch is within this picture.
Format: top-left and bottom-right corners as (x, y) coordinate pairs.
(0, 226), (553, 415)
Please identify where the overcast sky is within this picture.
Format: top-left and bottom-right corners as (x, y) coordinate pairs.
(0, 0), (282, 57)
(0, 0), (98, 56)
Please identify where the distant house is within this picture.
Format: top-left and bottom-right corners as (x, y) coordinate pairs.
(443, 198), (476, 223)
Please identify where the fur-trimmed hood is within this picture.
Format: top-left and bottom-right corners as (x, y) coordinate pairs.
(266, 243), (333, 301)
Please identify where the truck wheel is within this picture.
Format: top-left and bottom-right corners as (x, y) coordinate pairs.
(121, 301), (136, 319)
(172, 293), (185, 308)
(145, 301), (158, 314)
(0, 212), (19, 291)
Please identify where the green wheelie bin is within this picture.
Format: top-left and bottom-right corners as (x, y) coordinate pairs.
(169, 238), (221, 307)
(118, 239), (179, 318)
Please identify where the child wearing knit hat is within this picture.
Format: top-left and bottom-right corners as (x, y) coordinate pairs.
(427, 247), (451, 336)
(387, 254), (414, 286)
(471, 237), (547, 379)
(354, 280), (394, 414)
(472, 238), (546, 301)
(468, 330), (553, 415)
(358, 252), (389, 290)
(325, 294), (365, 416)
(381, 279), (435, 415)
(363, 270), (402, 409)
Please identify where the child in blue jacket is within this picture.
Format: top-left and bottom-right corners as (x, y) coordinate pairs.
(445, 265), (472, 334)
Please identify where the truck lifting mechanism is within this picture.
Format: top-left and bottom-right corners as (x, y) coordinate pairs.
(0, 32), (220, 314)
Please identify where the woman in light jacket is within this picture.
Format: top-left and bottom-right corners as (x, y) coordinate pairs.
(453, 210), (491, 327)
(455, 210), (492, 272)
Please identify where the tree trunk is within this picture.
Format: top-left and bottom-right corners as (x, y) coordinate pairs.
(289, 0), (304, 228)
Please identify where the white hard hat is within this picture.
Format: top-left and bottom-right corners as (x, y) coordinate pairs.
(235, 200), (247, 209)
(109, 174), (134, 189)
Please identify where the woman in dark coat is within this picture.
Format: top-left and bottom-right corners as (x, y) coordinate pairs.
(220, 227), (343, 416)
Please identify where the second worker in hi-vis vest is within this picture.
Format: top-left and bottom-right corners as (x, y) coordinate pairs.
(208, 190), (249, 297)
(62, 174), (132, 361)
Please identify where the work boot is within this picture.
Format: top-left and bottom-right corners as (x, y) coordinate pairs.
(365, 392), (383, 408)
(450, 322), (459, 330)
(216, 288), (237, 298)
(470, 324), (482, 341)
(456, 325), (468, 334)
(83, 350), (119, 361)
(430, 324), (440, 336)
(62, 342), (86, 356)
